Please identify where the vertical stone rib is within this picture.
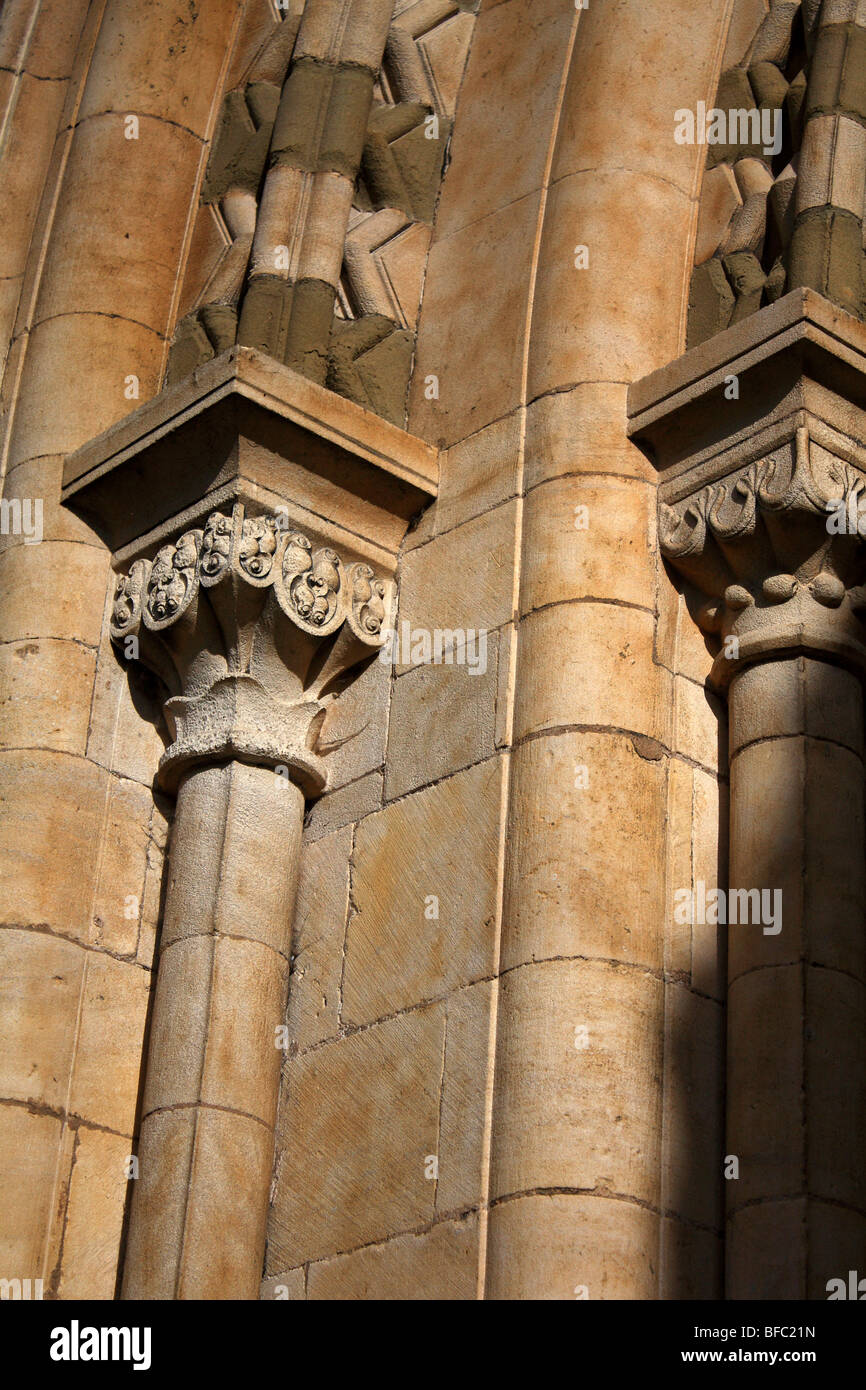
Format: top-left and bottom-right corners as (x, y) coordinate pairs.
(239, 0), (394, 379)
(473, 0), (730, 1300)
(788, 0), (866, 314)
(726, 657), (866, 1297)
(0, 0), (91, 380)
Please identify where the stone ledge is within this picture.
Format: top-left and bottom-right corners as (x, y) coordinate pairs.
(628, 288), (866, 499)
(629, 290), (866, 691)
(61, 345), (439, 571)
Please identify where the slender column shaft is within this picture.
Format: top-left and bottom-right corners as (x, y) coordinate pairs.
(726, 656), (866, 1298)
(109, 502), (393, 1298)
(122, 761), (304, 1300)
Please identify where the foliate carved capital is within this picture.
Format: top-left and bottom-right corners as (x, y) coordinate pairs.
(110, 505), (389, 643)
(659, 427), (866, 688)
(110, 503), (393, 793)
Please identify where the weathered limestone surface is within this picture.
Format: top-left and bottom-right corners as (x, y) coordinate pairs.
(61, 327), (429, 1297)
(2, 0), (863, 1305)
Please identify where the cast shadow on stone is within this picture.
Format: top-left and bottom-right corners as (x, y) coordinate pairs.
(664, 565), (729, 1300)
(111, 646), (172, 1300)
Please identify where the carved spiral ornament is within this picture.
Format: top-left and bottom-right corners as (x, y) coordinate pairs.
(110, 504), (392, 648)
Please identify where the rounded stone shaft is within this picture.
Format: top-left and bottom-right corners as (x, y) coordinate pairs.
(0, 0), (242, 1296)
(726, 656), (866, 1298)
(121, 761), (304, 1300)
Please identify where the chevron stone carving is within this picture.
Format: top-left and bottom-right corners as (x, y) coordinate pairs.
(168, 0), (478, 425)
(688, 0), (866, 346)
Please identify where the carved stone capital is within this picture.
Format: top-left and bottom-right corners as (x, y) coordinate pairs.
(60, 347), (437, 1305)
(628, 289), (866, 689)
(61, 346), (438, 569)
(110, 502), (393, 792)
(658, 425), (866, 686)
(61, 346), (437, 791)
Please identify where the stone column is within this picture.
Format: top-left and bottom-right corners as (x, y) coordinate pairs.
(0, 0), (242, 1299)
(630, 288), (866, 1299)
(109, 504), (393, 1298)
(663, 447), (866, 1297)
(61, 345), (436, 1299)
(123, 763), (304, 1300)
(239, 0), (395, 379)
(726, 655), (865, 1297)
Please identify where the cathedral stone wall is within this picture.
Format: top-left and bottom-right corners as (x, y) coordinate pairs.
(1, 0), (864, 1302)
